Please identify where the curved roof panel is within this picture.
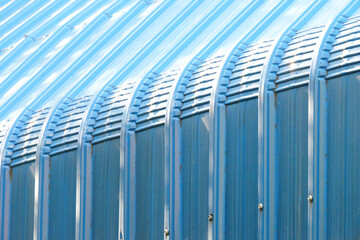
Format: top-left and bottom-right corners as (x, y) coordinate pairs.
(0, 0), (354, 121)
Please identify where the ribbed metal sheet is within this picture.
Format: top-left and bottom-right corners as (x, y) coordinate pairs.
(11, 108), (51, 166)
(92, 82), (135, 143)
(50, 96), (91, 155)
(226, 40), (273, 104)
(1, 1), (360, 240)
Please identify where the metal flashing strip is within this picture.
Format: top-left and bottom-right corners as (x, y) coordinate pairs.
(0, 122), (9, 151)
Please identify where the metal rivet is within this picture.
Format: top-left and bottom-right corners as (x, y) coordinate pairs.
(164, 228), (169, 236)
(308, 194), (313, 202)
(258, 203), (264, 211)
(208, 213), (213, 222)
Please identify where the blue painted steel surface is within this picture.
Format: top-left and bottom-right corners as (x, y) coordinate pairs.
(326, 72), (360, 239)
(135, 126), (165, 240)
(182, 112), (210, 240)
(276, 87), (308, 239)
(92, 138), (120, 239)
(48, 150), (77, 240)
(225, 100), (258, 239)
(9, 162), (35, 240)
(1, 1), (360, 240)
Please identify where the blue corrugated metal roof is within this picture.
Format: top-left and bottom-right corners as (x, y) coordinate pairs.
(1, 0), (360, 239)
(0, 0), (351, 120)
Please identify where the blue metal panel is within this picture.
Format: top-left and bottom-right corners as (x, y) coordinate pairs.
(257, 2), (327, 238)
(226, 41), (273, 104)
(181, 112), (209, 240)
(275, 27), (324, 92)
(92, 139), (120, 239)
(327, 16), (360, 79)
(48, 150), (77, 240)
(225, 99), (258, 240)
(308, 3), (359, 239)
(326, 73), (360, 239)
(324, 21), (360, 239)
(10, 108), (51, 167)
(135, 126), (164, 240)
(136, 70), (179, 131)
(9, 162), (34, 240)
(276, 86), (308, 239)
(164, 58), (201, 240)
(92, 82), (135, 144)
(180, 57), (224, 119)
(33, 97), (71, 240)
(77, 79), (135, 240)
(50, 96), (91, 156)
(1, 1), (360, 240)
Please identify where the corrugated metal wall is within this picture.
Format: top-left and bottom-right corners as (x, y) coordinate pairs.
(1, 0), (360, 239)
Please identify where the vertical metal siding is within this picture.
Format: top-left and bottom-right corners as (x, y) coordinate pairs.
(326, 72), (360, 239)
(225, 100), (258, 240)
(92, 139), (120, 239)
(48, 150), (77, 240)
(135, 126), (165, 240)
(9, 162), (35, 240)
(276, 87), (308, 239)
(181, 112), (209, 240)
